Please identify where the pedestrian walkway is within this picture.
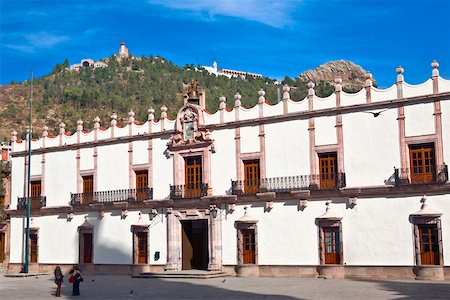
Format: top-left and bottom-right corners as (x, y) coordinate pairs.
(1, 274), (449, 299)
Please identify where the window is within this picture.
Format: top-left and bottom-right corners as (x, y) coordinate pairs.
(409, 143), (435, 184)
(30, 181), (41, 209)
(78, 218), (94, 264)
(318, 153), (337, 189)
(135, 171), (148, 201)
(323, 227), (341, 264)
(243, 160), (260, 194)
(185, 156), (202, 198)
(30, 231), (38, 263)
(418, 224), (440, 265)
(82, 176), (93, 204)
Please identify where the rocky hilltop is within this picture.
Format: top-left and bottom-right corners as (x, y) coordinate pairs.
(299, 60), (377, 91)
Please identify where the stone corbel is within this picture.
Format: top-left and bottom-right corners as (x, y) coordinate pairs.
(121, 209), (128, 219)
(227, 203), (236, 214)
(98, 210), (105, 219)
(265, 201), (273, 212)
(67, 212), (74, 222)
(348, 197), (357, 208)
(299, 199), (308, 211)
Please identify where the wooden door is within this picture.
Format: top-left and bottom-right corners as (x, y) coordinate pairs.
(185, 156), (202, 198)
(242, 229), (256, 264)
(30, 233), (38, 263)
(244, 160), (260, 194)
(83, 233), (93, 264)
(135, 171), (148, 201)
(319, 153), (337, 189)
(410, 144), (435, 184)
(30, 181), (41, 209)
(137, 232), (148, 264)
(82, 176), (93, 204)
(323, 227), (340, 264)
(419, 224), (439, 265)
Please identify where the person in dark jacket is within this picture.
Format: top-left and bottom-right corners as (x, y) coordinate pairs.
(54, 266), (64, 297)
(69, 265), (83, 296)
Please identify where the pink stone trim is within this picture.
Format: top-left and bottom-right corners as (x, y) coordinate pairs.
(128, 125), (134, 189)
(148, 122), (153, 189)
(41, 138), (46, 197)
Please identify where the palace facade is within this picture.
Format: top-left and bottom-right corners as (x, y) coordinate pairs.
(4, 62), (450, 280)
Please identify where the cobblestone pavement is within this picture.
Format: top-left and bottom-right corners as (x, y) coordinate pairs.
(1, 274), (450, 299)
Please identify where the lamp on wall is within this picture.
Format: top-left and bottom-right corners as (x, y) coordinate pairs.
(149, 208), (158, 221)
(209, 205), (218, 219)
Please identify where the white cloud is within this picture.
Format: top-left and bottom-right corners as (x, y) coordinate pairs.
(148, 0), (302, 28)
(5, 31), (69, 53)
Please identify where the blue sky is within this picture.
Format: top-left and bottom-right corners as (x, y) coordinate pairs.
(1, 0), (449, 87)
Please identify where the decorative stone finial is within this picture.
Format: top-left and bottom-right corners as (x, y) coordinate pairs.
(128, 110), (135, 124)
(234, 92), (242, 107)
(160, 106), (168, 119)
(219, 96), (226, 110)
(282, 84), (290, 101)
(110, 113), (117, 126)
(147, 108), (155, 121)
(243, 206), (248, 215)
(59, 122), (66, 135)
(307, 81), (315, 96)
(396, 65), (404, 82)
(11, 130), (17, 142)
(76, 120), (83, 132)
(93, 116), (100, 129)
(420, 195), (427, 209)
(335, 77), (342, 92)
(325, 200), (332, 211)
(42, 126), (48, 137)
(258, 89), (265, 104)
(431, 60), (439, 77)
(364, 72), (372, 87)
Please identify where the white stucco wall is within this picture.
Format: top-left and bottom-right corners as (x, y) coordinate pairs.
(438, 77), (450, 93)
(132, 141), (148, 165)
(265, 120), (309, 177)
(152, 137), (172, 199)
(441, 98), (450, 165)
(340, 89), (365, 106)
(45, 150), (77, 206)
(343, 110), (400, 187)
(210, 129), (236, 195)
(97, 144), (129, 191)
(404, 102), (435, 137)
(9, 217), (26, 263)
(287, 98), (308, 113)
(204, 111), (221, 125)
(313, 94), (335, 110)
(314, 116), (337, 146)
(239, 106), (259, 121)
(263, 102), (283, 117)
(10, 156), (25, 208)
(240, 126), (260, 154)
(370, 85), (397, 103)
(30, 154), (41, 176)
(80, 148), (94, 171)
(114, 125), (129, 138)
(403, 80), (433, 98)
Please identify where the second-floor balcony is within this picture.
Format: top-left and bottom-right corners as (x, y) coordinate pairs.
(70, 187), (153, 206)
(231, 173), (346, 195)
(17, 196), (47, 210)
(170, 183), (208, 199)
(394, 165), (448, 186)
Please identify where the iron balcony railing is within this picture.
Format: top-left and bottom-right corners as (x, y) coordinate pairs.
(17, 196), (47, 210)
(70, 187), (153, 206)
(394, 164), (448, 186)
(170, 183), (208, 199)
(231, 173), (346, 195)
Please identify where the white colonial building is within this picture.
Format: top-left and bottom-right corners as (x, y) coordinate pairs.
(4, 62), (450, 280)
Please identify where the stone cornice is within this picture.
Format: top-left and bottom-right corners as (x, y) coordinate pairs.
(6, 183), (449, 217)
(10, 92), (450, 158)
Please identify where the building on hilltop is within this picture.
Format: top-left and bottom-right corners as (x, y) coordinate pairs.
(202, 60), (263, 79)
(2, 62), (450, 280)
(69, 58), (107, 71)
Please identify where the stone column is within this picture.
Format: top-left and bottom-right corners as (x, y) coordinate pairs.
(128, 110), (135, 190)
(219, 96), (226, 124)
(76, 121), (82, 193)
(165, 208), (182, 271)
(365, 72), (372, 103)
(234, 93), (242, 181)
(208, 207), (223, 271)
(307, 82), (317, 183)
(396, 66), (407, 174)
(93, 117), (100, 193)
(431, 60), (444, 166)
(282, 84), (290, 114)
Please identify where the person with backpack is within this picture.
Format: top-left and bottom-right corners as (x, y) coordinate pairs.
(54, 266), (64, 297)
(69, 265), (83, 296)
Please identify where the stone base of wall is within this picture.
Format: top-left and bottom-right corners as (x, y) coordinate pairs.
(6, 263), (165, 276)
(317, 265), (345, 279)
(413, 266), (445, 280)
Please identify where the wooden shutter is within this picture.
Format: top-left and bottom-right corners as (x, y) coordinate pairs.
(137, 232), (148, 264)
(83, 233), (93, 264)
(135, 171), (148, 201)
(30, 233), (38, 263)
(241, 229), (256, 264)
(410, 143), (435, 184)
(30, 181), (41, 209)
(319, 153), (337, 189)
(244, 160), (260, 194)
(82, 176), (93, 204)
(419, 224), (439, 265)
(185, 156), (202, 197)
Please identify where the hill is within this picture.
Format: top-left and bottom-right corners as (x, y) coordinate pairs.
(0, 55), (374, 141)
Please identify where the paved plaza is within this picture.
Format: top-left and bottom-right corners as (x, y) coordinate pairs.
(1, 274), (450, 300)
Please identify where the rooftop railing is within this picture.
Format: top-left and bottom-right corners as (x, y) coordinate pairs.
(231, 173), (346, 195)
(170, 183), (208, 199)
(70, 187), (153, 206)
(17, 196), (47, 210)
(394, 164), (448, 186)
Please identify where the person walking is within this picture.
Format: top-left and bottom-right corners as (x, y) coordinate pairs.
(69, 265), (83, 296)
(54, 266), (64, 297)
